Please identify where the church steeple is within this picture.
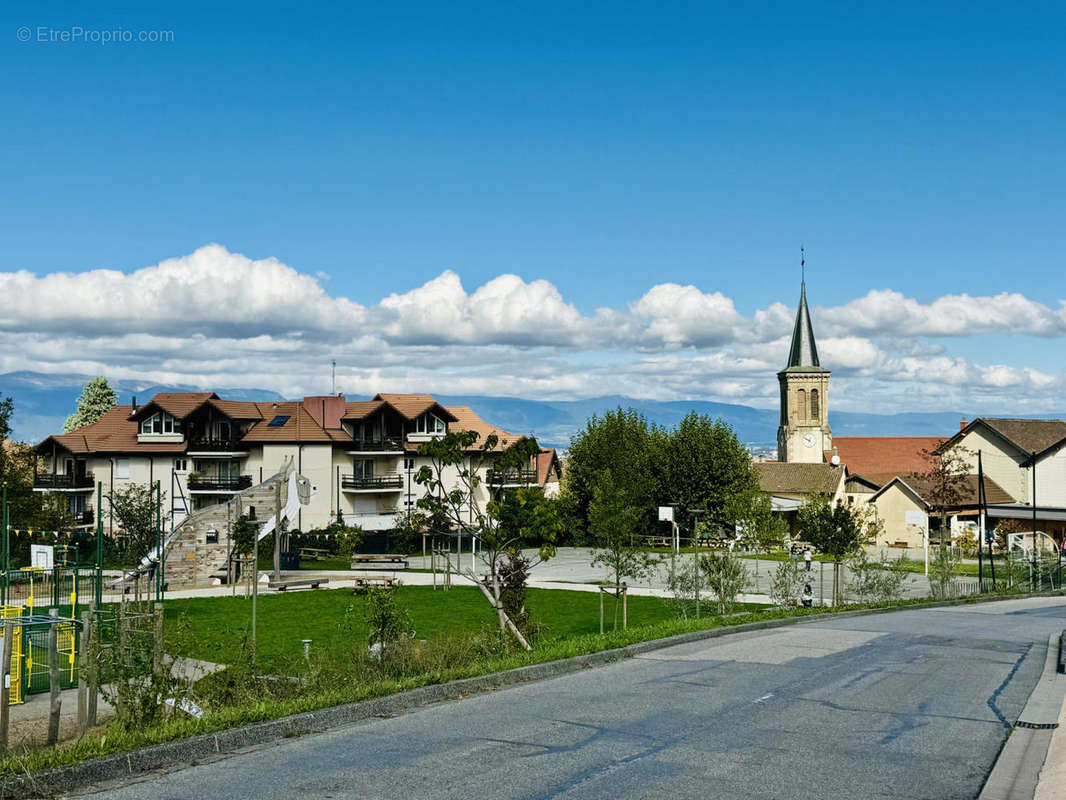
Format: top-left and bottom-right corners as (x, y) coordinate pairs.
(785, 281), (821, 369)
(777, 251), (831, 463)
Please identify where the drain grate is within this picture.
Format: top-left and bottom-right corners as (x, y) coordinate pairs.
(1015, 721), (1059, 730)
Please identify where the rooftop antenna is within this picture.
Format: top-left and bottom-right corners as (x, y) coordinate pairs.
(331, 360), (336, 394)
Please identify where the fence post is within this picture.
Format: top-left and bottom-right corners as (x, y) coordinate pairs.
(0, 621), (12, 755)
(599, 588), (604, 635)
(48, 620), (61, 746)
(87, 608), (98, 728)
(77, 611), (90, 736)
(153, 603), (164, 675)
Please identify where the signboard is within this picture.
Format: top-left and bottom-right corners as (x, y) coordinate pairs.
(30, 544), (54, 570)
(658, 506), (674, 522)
(904, 510), (927, 527)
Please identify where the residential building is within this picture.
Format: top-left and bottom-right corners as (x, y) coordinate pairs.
(33, 392), (559, 535)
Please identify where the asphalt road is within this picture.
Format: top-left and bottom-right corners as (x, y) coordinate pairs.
(77, 597), (1066, 800)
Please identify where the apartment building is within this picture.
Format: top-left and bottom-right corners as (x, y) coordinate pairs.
(33, 392), (561, 534)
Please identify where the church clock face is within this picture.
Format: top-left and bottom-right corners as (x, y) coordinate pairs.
(803, 433), (816, 449)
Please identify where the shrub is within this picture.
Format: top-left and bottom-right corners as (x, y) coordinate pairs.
(769, 559), (806, 609)
(700, 550), (748, 615)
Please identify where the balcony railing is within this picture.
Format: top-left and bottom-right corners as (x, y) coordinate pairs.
(187, 475), (253, 492)
(74, 508), (95, 526)
(487, 469), (537, 485)
(341, 474), (403, 490)
(34, 473), (95, 490)
(187, 438), (247, 452)
(347, 436), (404, 452)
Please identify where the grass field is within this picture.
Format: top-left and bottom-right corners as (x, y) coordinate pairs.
(164, 585), (764, 669)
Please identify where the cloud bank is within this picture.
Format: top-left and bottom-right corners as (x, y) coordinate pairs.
(1, 244), (1061, 413)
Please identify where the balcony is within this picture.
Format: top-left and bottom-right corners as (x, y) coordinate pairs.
(341, 474), (403, 491)
(487, 468), (537, 486)
(34, 473), (95, 491)
(187, 438), (248, 454)
(187, 475), (253, 492)
(73, 508), (95, 527)
(346, 436), (404, 453)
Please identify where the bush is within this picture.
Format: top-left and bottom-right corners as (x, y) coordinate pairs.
(700, 550), (748, 615)
(928, 546), (960, 599)
(847, 549), (911, 603)
(769, 559), (806, 609)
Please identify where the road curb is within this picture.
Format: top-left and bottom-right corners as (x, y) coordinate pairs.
(2, 592), (1062, 799)
(979, 632), (1066, 800)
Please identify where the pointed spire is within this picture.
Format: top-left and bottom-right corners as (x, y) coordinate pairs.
(786, 251), (821, 369)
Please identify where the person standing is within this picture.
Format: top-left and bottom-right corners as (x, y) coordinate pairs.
(803, 546), (812, 571)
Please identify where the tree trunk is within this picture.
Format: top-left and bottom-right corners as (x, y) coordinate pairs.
(470, 573), (531, 650)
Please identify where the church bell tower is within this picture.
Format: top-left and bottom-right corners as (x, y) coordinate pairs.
(777, 263), (831, 463)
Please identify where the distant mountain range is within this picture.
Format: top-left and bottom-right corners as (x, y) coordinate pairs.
(0, 370), (1044, 451)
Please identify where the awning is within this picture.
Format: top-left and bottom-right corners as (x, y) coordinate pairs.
(985, 504), (1066, 522)
(770, 496), (803, 512)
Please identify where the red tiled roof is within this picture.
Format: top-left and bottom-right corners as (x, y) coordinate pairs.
(534, 447), (561, 486)
(442, 406), (525, 452)
(39, 405), (189, 454)
(373, 394), (457, 422)
(873, 474), (1014, 507)
(830, 437), (944, 480)
(342, 401), (386, 420)
(136, 392), (218, 419)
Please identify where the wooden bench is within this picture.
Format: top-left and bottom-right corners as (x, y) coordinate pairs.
(268, 578), (328, 592)
(645, 536), (673, 548)
(351, 554), (409, 570)
(299, 547), (332, 561)
(353, 574), (397, 591)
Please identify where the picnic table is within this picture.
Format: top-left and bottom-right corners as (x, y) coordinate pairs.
(299, 546), (332, 561)
(351, 554), (409, 570)
(353, 574), (397, 591)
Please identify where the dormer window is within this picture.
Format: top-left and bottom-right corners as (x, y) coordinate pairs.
(140, 412), (182, 435)
(411, 413), (445, 435)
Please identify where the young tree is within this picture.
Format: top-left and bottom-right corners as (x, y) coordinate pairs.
(109, 483), (166, 564)
(726, 489), (788, 586)
(797, 495), (866, 605)
(64, 377), (117, 432)
(589, 469), (659, 629)
(415, 430), (549, 649)
(910, 446), (971, 547)
(700, 550), (749, 615)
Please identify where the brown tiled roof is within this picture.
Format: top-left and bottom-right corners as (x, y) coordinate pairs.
(977, 418), (1066, 457)
(443, 406), (526, 452)
(39, 405), (189, 454)
(874, 474), (1013, 508)
(139, 392), (217, 419)
(830, 437), (944, 478)
(342, 401), (385, 420)
(208, 399), (265, 419)
(373, 393), (457, 422)
(240, 403), (338, 443)
(755, 462), (844, 495)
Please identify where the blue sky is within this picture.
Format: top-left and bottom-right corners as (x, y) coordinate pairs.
(1, 1), (1064, 412)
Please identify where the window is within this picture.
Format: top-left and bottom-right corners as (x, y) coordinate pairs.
(141, 411), (181, 435)
(267, 415), (290, 427)
(115, 458), (130, 479)
(174, 458), (189, 473)
(796, 389), (807, 420)
(173, 497), (188, 514)
(217, 421), (231, 440)
(353, 459), (374, 479)
(810, 389), (820, 419)
(404, 458), (414, 470)
(412, 413), (445, 434)
(206, 531), (219, 545)
(247, 505), (256, 519)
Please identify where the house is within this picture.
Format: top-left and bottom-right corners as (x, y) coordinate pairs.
(33, 392), (547, 534)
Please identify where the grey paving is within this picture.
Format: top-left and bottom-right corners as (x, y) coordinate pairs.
(71, 596), (1066, 800)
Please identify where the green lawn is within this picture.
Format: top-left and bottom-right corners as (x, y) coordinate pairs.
(164, 585), (763, 669)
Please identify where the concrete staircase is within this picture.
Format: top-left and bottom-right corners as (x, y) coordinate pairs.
(160, 460), (307, 589)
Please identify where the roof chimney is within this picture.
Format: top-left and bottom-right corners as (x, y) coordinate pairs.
(131, 395), (137, 413)
(960, 417), (968, 431)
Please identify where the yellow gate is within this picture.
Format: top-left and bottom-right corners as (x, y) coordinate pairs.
(0, 606), (23, 704)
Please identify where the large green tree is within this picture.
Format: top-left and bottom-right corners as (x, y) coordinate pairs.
(664, 413), (757, 533)
(64, 377), (117, 432)
(1, 397), (70, 532)
(564, 408), (666, 542)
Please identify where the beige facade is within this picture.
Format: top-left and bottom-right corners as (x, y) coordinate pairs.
(868, 480), (929, 550)
(777, 368), (832, 463)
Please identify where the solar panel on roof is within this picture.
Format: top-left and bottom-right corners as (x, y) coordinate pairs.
(267, 415), (290, 427)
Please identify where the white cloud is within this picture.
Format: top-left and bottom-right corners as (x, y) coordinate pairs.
(3, 244), (1066, 415)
